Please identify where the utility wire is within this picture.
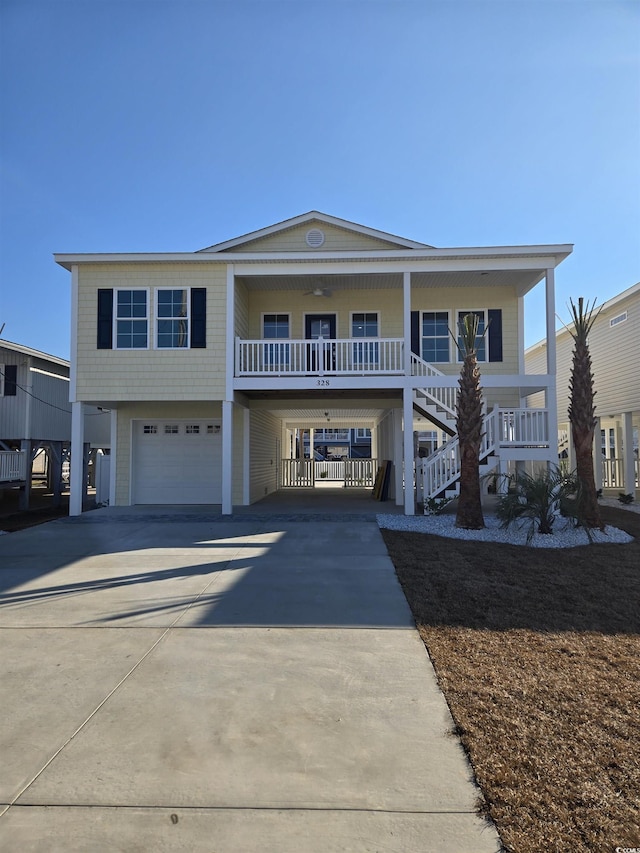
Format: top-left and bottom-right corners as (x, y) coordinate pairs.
(0, 367), (109, 415)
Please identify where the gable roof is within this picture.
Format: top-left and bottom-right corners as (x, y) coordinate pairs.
(0, 338), (69, 369)
(197, 210), (434, 253)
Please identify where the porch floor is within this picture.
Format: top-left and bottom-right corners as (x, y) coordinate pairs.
(236, 487), (405, 517)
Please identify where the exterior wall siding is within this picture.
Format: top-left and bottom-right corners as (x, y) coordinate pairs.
(249, 408), (282, 502)
(75, 264), (228, 401)
(525, 288), (640, 422)
(223, 222), (404, 253)
(234, 279), (249, 339)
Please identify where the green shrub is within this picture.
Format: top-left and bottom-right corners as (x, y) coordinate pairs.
(495, 467), (579, 543)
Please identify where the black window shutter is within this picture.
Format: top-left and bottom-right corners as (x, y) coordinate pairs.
(410, 311), (420, 357)
(190, 288), (206, 348)
(97, 289), (114, 349)
(4, 364), (17, 396)
(488, 309), (503, 362)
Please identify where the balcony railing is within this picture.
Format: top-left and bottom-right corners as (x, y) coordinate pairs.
(236, 337), (404, 376)
(0, 451), (27, 483)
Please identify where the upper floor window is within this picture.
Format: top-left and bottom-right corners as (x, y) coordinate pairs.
(98, 287), (206, 350)
(157, 289), (189, 348)
(352, 313), (378, 338)
(352, 312), (379, 367)
(263, 314), (290, 339)
(0, 364), (17, 396)
(457, 310), (486, 362)
(116, 290), (148, 349)
(422, 312), (449, 363)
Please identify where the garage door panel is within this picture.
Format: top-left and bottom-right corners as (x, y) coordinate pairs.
(133, 421), (222, 504)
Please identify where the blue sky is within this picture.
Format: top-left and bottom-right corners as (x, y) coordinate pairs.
(1, 0), (638, 359)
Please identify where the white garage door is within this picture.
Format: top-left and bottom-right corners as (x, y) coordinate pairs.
(132, 420), (222, 504)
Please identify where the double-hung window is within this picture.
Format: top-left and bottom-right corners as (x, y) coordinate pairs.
(352, 312), (379, 368)
(456, 310), (486, 362)
(115, 290), (148, 349)
(157, 289), (189, 348)
(263, 314), (290, 370)
(421, 312), (449, 363)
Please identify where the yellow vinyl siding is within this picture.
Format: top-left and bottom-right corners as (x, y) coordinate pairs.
(249, 408), (282, 502)
(411, 285), (520, 376)
(226, 222), (405, 253)
(75, 264), (227, 401)
(528, 290), (640, 422)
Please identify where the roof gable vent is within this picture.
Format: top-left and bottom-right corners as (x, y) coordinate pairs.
(305, 228), (325, 248)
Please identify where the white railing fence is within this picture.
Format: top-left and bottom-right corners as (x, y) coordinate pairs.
(279, 458), (377, 488)
(497, 409), (549, 446)
(601, 458), (639, 489)
(411, 354), (457, 418)
(236, 337), (404, 376)
(417, 407), (551, 502)
(0, 451), (27, 483)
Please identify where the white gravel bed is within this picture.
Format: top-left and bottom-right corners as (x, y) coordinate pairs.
(377, 513), (634, 548)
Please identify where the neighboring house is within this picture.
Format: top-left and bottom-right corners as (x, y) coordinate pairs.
(525, 282), (640, 497)
(55, 211), (571, 515)
(0, 339), (110, 508)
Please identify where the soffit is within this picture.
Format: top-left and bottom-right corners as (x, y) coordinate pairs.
(236, 268), (542, 293)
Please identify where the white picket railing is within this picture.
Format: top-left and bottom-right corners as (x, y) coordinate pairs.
(497, 409), (549, 446)
(236, 337), (404, 376)
(411, 354), (458, 418)
(315, 461), (345, 480)
(281, 459), (315, 487)
(0, 451), (27, 483)
(602, 458), (639, 489)
(280, 458), (377, 488)
(417, 408), (551, 501)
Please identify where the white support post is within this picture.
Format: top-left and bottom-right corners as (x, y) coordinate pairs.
(403, 271), (412, 377)
(222, 400), (233, 515)
(393, 408), (403, 505)
(225, 265), (235, 400)
(70, 402), (85, 516)
(109, 409), (117, 506)
(242, 407), (250, 506)
(622, 411), (635, 498)
(403, 387), (415, 515)
(544, 268), (558, 470)
(593, 417), (603, 491)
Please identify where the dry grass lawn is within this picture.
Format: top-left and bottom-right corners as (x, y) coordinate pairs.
(381, 504), (640, 853)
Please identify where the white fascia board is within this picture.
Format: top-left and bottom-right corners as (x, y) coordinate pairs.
(0, 337), (70, 368)
(197, 210), (433, 252)
(234, 376), (405, 393)
(54, 244), (573, 271)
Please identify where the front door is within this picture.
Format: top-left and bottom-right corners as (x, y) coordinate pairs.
(305, 314), (336, 373)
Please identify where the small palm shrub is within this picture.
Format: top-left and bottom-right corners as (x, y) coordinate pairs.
(496, 466), (578, 543)
(618, 492), (634, 505)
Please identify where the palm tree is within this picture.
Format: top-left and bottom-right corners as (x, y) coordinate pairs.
(453, 313), (485, 529)
(567, 297), (604, 530)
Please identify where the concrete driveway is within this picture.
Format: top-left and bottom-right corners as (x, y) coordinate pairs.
(0, 508), (500, 852)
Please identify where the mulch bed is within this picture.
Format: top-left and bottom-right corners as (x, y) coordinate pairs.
(381, 504), (640, 853)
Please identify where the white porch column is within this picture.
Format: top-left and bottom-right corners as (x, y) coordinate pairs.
(622, 411), (635, 497)
(403, 271), (412, 376)
(242, 407), (250, 505)
(222, 400), (233, 515)
(70, 402), (85, 516)
(593, 417), (603, 491)
(403, 387), (415, 515)
(393, 408), (403, 505)
(544, 268), (558, 469)
(109, 409), (117, 506)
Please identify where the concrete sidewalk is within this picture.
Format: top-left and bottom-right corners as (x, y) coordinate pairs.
(0, 508), (501, 852)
